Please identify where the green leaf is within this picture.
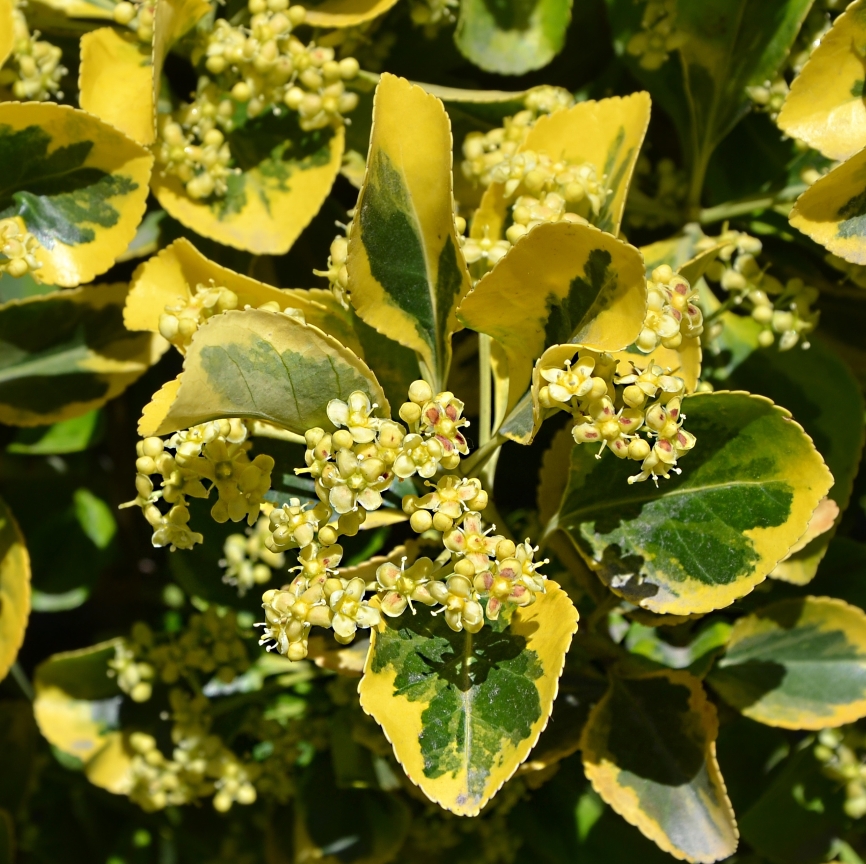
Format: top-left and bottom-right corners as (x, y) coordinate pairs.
(0, 284), (161, 427)
(6, 410), (104, 455)
(0, 496), (29, 685)
(580, 667), (738, 864)
(0, 102), (153, 287)
(348, 74), (473, 392)
(710, 596), (866, 729)
(454, 0), (572, 75)
(139, 308), (388, 437)
(359, 581), (578, 816)
(550, 391), (833, 615)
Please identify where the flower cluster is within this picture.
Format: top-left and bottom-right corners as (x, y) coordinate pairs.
(814, 727), (866, 819)
(313, 230), (350, 307)
(409, 0), (459, 36)
(112, 0), (156, 44)
(625, 0), (686, 71)
(538, 347), (695, 484)
(699, 230), (819, 350)
(221, 510), (285, 595)
(125, 419), (274, 550)
(0, 217), (42, 279)
(636, 264), (704, 353)
(0, 3), (67, 101)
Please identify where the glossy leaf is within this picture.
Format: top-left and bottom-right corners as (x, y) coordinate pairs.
(303, 0), (401, 27)
(459, 221), (646, 411)
(0, 497), (30, 684)
(0, 284), (161, 427)
(139, 308), (388, 437)
(126, 237), (361, 352)
(581, 668), (738, 863)
(778, 0), (866, 161)
(454, 0), (572, 76)
(0, 0), (13, 69)
(359, 581), (579, 816)
(550, 392), (833, 616)
(152, 116), (344, 255)
(0, 103), (153, 287)
(28, 0), (115, 19)
(789, 148), (866, 264)
(711, 597), (866, 730)
(473, 92), (650, 240)
(348, 74), (472, 391)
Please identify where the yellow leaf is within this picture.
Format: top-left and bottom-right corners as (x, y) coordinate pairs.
(789, 149), (866, 265)
(304, 0), (401, 27)
(359, 581), (579, 816)
(778, 0), (866, 161)
(348, 73), (473, 391)
(472, 92), (651, 241)
(151, 122), (344, 255)
(770, 496), (840, 585)
(0, 0), (14, 68)
(28, 0), (115, 18)
(138, 307), (388, 436)
(0, 498), (30, 684)
(459, 220), (647, 412)
(582, 668), (738, 863)
(0, 102), (153, 287)
(84, 732), (133, 793)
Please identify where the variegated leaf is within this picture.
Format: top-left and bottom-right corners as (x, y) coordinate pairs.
(0, 497), (29, 684)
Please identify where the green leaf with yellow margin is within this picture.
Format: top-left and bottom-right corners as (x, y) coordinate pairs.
(0, 0), (13, 68)
(459, 220), (646, 413)
(33, 640), (128, 778)
(778, 0), (866, 161)
(789, 148), (866, 265)
(0, 284), (162, 427)
(139, 307), (388, 437)
(152, 114), (344, 256)
(471, 92), (650, 241)
(710, 596), (866, 730)
(79, 0), (209, 146)
(0, 497), (30, 684)
(549, 391), (833, 616)
(581, 667), (738, 863)
(454, 0), (572, 76)
(0, 102), (153, 287)
(126, 237), (363, 355)
(358, 581), (578, 816)
(347, 73), (473, 392)
(303, 0), (401, 27)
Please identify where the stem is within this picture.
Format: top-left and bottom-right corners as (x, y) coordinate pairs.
(10, 662), (33, 701)
(478, 333), (492, 448)
(461, 433), (506, 479)
(249, 421), (307, 445)
(686, 147), (711, 220)
(699, 184), (806, 225)
(704, 294), (740, 324)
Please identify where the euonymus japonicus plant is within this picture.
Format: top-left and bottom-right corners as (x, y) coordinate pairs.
(2, 0), (866, 861)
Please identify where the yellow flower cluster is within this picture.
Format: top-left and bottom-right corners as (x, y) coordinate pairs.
(126, 419), (274, 550)
(409, 0), (459, 35)
(112, 0), (156, 44)
(0, 4), (67, 101)
(0, 217), (42, 278)
(539, 348), (695, 484)
(637, 264), (703, 353)
(313, 232), (350, 307)
(221, 511), (285, 595)
(814, 727), (866, 819)
(700, 230), (818, 350)
(625, 0), (686, 71)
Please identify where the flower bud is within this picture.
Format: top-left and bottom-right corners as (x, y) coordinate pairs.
(410, 510), (433, 533)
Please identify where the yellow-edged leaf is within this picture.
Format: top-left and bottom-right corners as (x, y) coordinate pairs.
(711, 597), (866, 730)
(581, 667), (738, 864)
(0, 102), (153, 287)
(0, 284), (163, 427)
(778, 0), (866, 161)
(347, 73), (473, 391)
(472, 92), (651, 241)
(0, 497), (30, 684)
(29, 0), (115, 18)
(359, 581), (578, 816)
(771, 496), (840, 585)
(0, 0), (14, 68)
(139, 307), (388, 436)
(459, 220), (646, 412)
(304, 0), (400, 27)
(789, 148), (866, 264)
(151, 120), (344, 255)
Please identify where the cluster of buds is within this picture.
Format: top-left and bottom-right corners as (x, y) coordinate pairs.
(746, 78), (790, 119)
(0, 218), (42, 278)
(461, 87), (575, 186)
(538, 348), (695, 485)
(636, 264), (704, 353)
(108, 640), (155, 703)
(112, 0), (156, 43)
(221, 511), (285, 595)
(409, 0), (458, 35)
(699, 230), (818, 351)
(158, 281), (240, 349)
(625, 0), (686, 71)
(313, 230), (350, 307)
(0, 5), (67, 101)
(814, 727), (866, 819)
(459, 226), (512, 273)
(505, 191), (590, 245)
(126, 419), (274, 550)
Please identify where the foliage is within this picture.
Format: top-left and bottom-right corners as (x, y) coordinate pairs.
(2, 0), (866, 863)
